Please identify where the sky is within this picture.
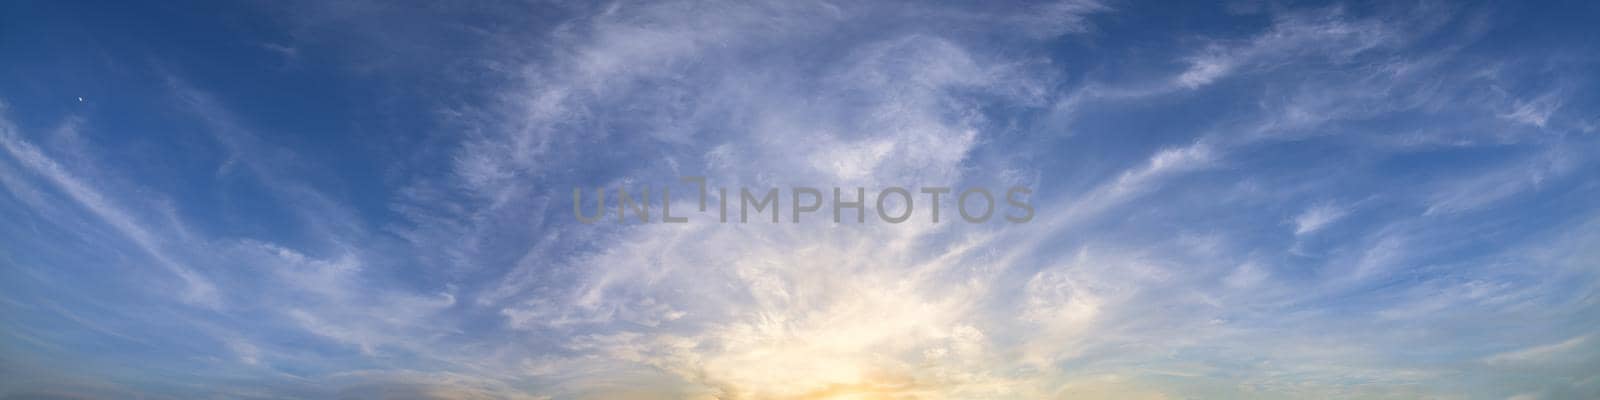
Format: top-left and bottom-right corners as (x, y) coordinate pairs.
(1, 1), (1598, 399)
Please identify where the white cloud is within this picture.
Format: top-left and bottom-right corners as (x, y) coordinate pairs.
(1425, 150), (1574, 216)
(444, 3), (1115, 397)
(0, 115), (221, 308)
(1484, 335), (1590, 365)
(5, 1), (1598, 399)
(1292, 202), (1350, 236)
(1175, 7), (1405, 89)
(1499, 91), (1564, 128)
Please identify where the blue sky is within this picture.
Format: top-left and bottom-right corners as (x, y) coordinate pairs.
(1, 1), (1598, 399)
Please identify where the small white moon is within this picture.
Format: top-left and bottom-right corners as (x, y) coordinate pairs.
(77, 97), (84, 102)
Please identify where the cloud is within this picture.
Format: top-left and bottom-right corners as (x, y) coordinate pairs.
(1484, 335), (1590, 366)
(1292, 202), (1350, 236)
(1175, 6), (1412, 90)
(1499, 90), (1564, 128)
(436, 2), (1121, 397)
(4, 1), (1600, 399)
(0, 114), (220, 308)
(1424, 150), (1574, 216)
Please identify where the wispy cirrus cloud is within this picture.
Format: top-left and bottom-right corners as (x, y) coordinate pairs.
(0, 115), (220, 308)
(2, 1), (1599, 399)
